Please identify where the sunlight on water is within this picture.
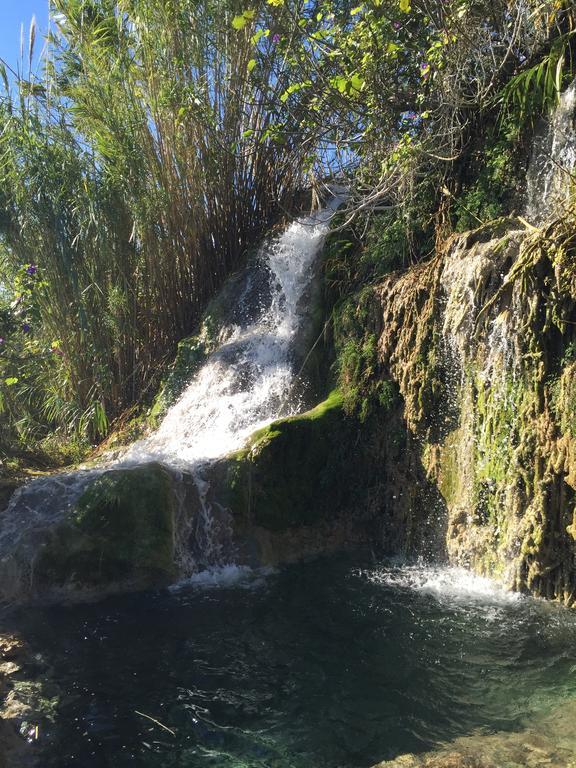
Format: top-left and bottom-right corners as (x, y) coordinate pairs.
(8, 556), (576, 768)
(357, 562), (522, 606)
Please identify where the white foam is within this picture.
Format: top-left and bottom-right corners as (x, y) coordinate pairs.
(169, 564), (275, 591)
(358, 563), (522, 607)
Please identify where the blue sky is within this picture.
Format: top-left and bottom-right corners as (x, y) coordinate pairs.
(1, 2), (50, 72)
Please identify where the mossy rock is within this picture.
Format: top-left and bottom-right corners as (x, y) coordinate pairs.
(35, 463), (176, 590)
(217, 391), (379, 533)
(150, 335), (210, 421)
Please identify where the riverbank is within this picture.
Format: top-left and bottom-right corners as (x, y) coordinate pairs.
(0, 634), (41, 768)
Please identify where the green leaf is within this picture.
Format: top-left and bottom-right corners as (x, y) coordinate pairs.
(4, 378), (18, 386)
(232, 10), (255, 29)
(247, 59), (257, 73)
(334, 75), (348, 93)
(251, 29), (269, 44)
(334, 74), (364, 94)
(399, 0), (411, 12)
(349, 73), (364, 92)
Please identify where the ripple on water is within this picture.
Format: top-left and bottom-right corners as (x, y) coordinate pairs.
(5, 557), (576, 768)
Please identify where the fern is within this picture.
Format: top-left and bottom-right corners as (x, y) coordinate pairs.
(501, 33), (575, 124)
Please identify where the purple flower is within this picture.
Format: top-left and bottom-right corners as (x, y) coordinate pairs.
(26, 264), (37, 276)
(22, 322), (31, 334)
(0, 338), (4, 345)
(272, 33), (281, 43)
(393, 21), (401, 30)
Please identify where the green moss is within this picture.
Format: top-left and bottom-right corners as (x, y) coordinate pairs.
(332, 287), (399, 421)
(35, 463), (176, 588)
(149, 265), (248, 421)
(452, 120), (525, 232)
(150, 332), (212, 422)
(362, 202), (436, 276)
(438, 431), (462, 507)
(322, 196), (436, 306)
(229, 391), (345, 531)
(550, 361), (576, 437)
(218, 390), (388, 533)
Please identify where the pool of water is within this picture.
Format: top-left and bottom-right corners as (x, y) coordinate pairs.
(5, 557), (576, 767)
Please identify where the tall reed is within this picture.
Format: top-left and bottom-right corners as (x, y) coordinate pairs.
(0, 0), (307, 441)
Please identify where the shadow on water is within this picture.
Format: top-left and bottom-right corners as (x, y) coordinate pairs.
(3, 555), (576, 768)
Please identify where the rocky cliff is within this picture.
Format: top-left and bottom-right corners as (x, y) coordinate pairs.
(343, 215), (576, 602)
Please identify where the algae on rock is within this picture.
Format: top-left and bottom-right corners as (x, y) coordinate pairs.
(342, 213), (576, 602)
(0, 463), (179, 602)
(35, 463), (176, 589)
(208, 382), (447, 565)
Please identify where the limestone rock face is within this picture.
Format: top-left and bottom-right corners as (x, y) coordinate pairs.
(359, 217), (576, 602)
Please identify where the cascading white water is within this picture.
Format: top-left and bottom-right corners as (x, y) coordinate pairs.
(0, 197), (342, 593)
(441, 81), (576, 400)
(526, 79), (576, 223)
(122, 199), (340, 467)
(126, 197), (343, 573)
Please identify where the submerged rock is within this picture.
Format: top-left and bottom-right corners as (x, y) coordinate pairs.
(373, 754), (487, 767)
(0, 633), (53, 768)
(373, 697), (576, 767)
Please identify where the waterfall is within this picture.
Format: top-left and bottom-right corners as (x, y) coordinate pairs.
(122, 198), (340, 467)
(526, 79), (576, 223)
(0, 197), (342, 595)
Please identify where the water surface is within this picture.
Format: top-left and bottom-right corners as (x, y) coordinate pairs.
(6, 557), (576, 767)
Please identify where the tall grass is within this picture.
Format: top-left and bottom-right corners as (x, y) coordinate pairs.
(0, 0), (307, 442)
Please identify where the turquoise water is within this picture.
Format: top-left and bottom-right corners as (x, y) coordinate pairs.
(7, 557), (576, 767)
